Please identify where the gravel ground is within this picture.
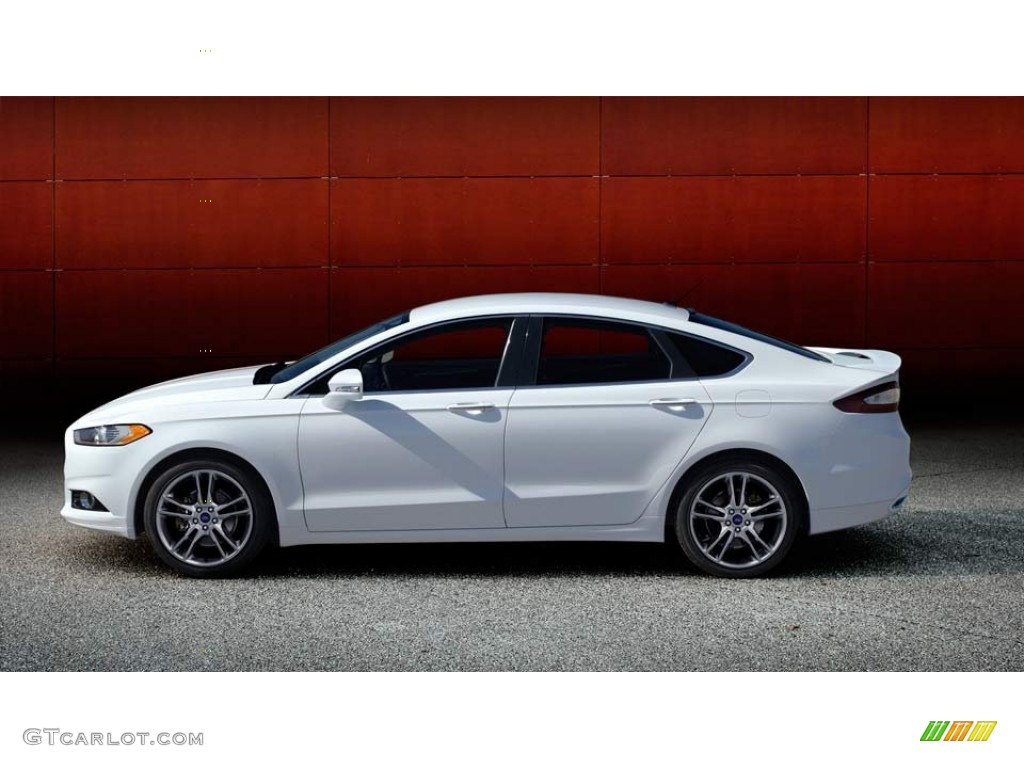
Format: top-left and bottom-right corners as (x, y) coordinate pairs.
(1, 422), (1022, 671)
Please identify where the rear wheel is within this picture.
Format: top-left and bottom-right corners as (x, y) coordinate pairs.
(144, 458), (273, 577)
(673, 458), (803, 577)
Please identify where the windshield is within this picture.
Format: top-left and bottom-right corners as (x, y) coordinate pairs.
(688, 311), (831, 363)
(269, 312), (410, 384)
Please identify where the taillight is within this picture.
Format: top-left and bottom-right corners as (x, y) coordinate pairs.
(834, 381), (900, 413)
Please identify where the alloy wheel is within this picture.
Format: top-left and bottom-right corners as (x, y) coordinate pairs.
(153, 468), (254, 568)
(687, 471), (788, 570)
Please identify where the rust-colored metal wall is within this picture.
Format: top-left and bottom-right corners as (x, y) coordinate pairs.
(1, 96), (1022, 415)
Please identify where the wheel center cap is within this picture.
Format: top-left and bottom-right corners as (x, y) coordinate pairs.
(731, 514), (744, 526)
(199, 512), (212, 524)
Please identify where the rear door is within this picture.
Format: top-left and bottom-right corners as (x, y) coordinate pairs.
(503, 316), (712, 528)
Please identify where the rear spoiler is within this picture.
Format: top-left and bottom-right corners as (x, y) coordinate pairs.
(807, 347), (902, 376)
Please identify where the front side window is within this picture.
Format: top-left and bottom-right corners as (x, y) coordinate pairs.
(535, 318), (672, 385)
(342, 318), (514, 393)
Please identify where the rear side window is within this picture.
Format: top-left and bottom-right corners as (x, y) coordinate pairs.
(667, 333), (746, 377)
(536, 318), (671, 385)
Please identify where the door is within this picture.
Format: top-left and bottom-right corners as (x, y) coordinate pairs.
(299, 317), (521, 532)
(504, 316), (712, 528)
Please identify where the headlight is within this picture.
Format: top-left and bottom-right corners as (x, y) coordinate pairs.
(73, 424), (152, 446)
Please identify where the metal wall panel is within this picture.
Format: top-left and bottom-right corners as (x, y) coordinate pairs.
(0, 271), (53, 357)
(725, 263), (865, 347)
(601, 264), (734, 315)
(0, 95), (1021, 411)
(0, 359), (52, 399)
(0, 97), (53, 180)
(867, 262), (1024, 349)
(330, 97), (599, 177)
(56, 97), (328, 179)
(330, 266), (600, 335)
(57, 179), (328, 269)
(331, 178), (598, 267)
(602, 97), (867, 175)
(870, 97), (1024, 173)
(602, 176), (865, 264)
(56, 269), (328, 358)
(0, 182), (52, 270)
(893, 349), (1024, 390)
(597, 263), (864, 347)
(869, 175), (1024, 262)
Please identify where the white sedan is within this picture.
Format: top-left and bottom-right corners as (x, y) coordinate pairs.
(62, 293), (911, 578)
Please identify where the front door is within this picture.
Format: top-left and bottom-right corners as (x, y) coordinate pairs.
(298, 317), (518, 532)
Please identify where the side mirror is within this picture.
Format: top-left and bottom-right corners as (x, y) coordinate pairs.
(323, 369), (363, 411)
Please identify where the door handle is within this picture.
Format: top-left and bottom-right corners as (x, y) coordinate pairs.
(649, 397), (698, 409)
(446, 402), (496, 414)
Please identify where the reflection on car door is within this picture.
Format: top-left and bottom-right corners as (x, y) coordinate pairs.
(298, 318), (518, 532)
(503, 316), (712, 528)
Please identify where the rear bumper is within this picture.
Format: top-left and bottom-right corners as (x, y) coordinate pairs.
(800, 409), (912, 534)
(809, 481), (911, 535)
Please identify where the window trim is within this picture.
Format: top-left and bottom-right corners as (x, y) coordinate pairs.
(291, 314), (527, 398)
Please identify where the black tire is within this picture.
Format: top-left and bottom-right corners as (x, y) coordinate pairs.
(672, 457), (804, 578)
(144, 458), (274, 577)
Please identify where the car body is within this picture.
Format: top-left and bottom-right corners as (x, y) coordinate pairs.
(62, 292), (911, 577)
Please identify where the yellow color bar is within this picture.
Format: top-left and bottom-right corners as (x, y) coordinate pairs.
(967, 721), (997, 742)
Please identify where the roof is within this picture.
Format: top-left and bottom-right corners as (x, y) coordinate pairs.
(409, 292), (691, 326)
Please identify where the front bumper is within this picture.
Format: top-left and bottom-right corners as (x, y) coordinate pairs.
(61, 431), (141, 539)
(60, 503), (133, 537)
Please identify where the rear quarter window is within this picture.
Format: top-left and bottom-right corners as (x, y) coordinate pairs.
(667, 333), (746, 377)
(687, 311), (830, 363)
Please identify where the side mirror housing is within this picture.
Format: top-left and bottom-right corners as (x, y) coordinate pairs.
(323, 369), (363, 411)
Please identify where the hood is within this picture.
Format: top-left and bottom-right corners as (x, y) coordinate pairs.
(72, 365), (271, 427)
(808, 347), (902, 375)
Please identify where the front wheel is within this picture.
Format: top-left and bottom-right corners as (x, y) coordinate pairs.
(144, 459), (274, 577)
(673, 459), (804, 578)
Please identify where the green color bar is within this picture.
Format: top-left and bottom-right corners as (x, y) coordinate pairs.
(921, 721), (950, 741)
